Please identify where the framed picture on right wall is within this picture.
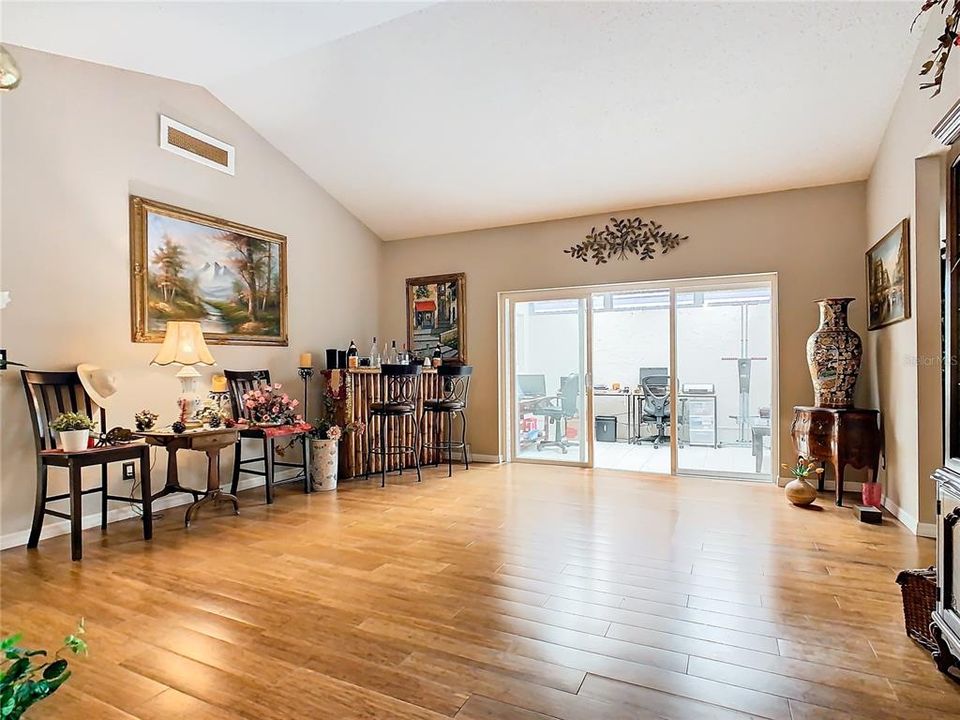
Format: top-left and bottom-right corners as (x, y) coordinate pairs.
(866, 218), (910, 330)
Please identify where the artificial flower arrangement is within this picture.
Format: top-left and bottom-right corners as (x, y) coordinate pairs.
(781, 455), (825, 481)
(241, 382), (302, 426)
(134, 409), (158, 431)
(307, 375), (364, 441)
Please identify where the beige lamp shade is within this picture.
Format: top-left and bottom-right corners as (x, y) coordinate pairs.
(150, 321), (216, 367)
(0, 46), (21, 92)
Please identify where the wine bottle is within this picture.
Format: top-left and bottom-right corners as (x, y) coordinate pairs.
(400, 342), (409, 364)
(369, 337), (380, 367)
(432, 342), (442, 368)
(347, 339), (359, 369)
(386, 340), (398, 364)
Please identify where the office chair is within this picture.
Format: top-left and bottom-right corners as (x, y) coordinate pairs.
(538, 373), (580, 453)
(639, 374), (671, 449)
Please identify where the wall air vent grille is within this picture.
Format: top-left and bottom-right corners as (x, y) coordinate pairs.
(159, 115), (235, 175)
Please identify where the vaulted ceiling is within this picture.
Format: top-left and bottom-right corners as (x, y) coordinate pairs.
(3, 1), (925, 240)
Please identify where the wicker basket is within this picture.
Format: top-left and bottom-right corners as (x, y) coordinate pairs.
(896, 566), (938, 652)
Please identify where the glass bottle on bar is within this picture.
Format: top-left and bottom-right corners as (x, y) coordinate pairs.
(432, 342), (442, 368)
(400, 342), (409, 364)
(386, 340), (398, 364)
(369, 337), (380, 367)
(347, 340), (359, 369)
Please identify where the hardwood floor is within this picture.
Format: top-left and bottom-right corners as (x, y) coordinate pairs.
(2, 461), (958, 719)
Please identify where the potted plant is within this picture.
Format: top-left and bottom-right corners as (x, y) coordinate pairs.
(1, 619), (87, 718)
(49, 413), (96, 452)
(781, 455), (824, 507)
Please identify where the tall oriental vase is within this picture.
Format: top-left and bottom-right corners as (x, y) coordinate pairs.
(806, 298), (862, 408)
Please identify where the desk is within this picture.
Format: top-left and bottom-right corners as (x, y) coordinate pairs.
(597, 391), (716, 447)
(138, 427), (240, 526)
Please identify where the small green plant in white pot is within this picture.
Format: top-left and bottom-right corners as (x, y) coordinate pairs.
(49, 412), (96, 452)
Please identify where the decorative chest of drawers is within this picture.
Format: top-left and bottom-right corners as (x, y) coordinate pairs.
(790, 406), (881, 506)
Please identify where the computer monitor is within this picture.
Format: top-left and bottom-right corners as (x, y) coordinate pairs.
(639, 367), (669, 385)
(517, 374), (547, 398)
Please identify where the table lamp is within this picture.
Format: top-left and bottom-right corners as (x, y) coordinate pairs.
(151, 321), (216, 419)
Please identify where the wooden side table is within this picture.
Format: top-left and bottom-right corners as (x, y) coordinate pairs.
(790, 407), (881, 506)
(138, 428), (240, 526)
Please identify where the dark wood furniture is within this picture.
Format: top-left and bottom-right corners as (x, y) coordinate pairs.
(21, 369), (153, 561)
(790, 406), (881, 506)
(138, 427), (240, 527)
(420, 365), (472, 476)
(224, 370), (311, 504)
(931, 151), (960, 674)
(365, 364), (423, 486)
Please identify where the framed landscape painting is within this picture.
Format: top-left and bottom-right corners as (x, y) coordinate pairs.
(866, 219), (910, 331)
(130, 196), (288, 345)
(406, 273), (466, 363)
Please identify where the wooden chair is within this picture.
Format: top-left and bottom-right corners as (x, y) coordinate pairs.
(225, 370), (310, 504)
(21, 370), (153, 561)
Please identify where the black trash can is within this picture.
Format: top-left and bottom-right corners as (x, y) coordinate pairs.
(595, 415), (617, 442)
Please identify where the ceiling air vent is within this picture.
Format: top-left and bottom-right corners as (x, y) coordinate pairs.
(159, 115), (235, 175)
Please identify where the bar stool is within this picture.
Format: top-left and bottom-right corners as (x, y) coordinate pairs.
(365, 364), (423, 487)
(421, 365), (472, 477)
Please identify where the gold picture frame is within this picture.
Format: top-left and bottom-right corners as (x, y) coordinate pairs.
(130, 196), (288, 345)
(406, 273), (466, 364)
(866, 219), (911, 331)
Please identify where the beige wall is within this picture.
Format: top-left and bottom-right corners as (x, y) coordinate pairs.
(381, 182), (869, 472)
(864, 16), (960, 533)
(0, 48), (380, 543)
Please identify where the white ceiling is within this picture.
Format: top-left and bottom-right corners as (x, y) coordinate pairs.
(3, 2), (925, 240)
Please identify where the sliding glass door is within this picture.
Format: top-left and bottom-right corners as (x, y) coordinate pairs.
(505, 290), (593, 466)
(500, 274), (775, 480)
(674, 282), (774, 480)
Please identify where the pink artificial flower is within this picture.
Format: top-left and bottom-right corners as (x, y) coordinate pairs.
(274, 383), (282, 390)
(327, 426), (342, 441)
(291, 399), (299, 407)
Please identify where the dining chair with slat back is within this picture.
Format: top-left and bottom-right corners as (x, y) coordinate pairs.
(224, 369), (311, 503)
(21, 369), (153, 561)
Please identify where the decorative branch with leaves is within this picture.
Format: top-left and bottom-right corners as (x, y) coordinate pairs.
(915, 0), (959, 96)
(564, 216), (688, 266)
(1, 620), (87, 719)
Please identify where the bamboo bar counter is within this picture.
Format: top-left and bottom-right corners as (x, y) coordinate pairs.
(321, 367), (446, 479)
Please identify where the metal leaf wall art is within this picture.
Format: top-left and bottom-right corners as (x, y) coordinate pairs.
(564, 216), (688, 266)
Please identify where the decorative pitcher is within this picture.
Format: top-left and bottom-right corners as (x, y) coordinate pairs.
(806, 298), (862, 408)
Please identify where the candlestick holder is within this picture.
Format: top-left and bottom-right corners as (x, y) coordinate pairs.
(298, 366), (314, 420)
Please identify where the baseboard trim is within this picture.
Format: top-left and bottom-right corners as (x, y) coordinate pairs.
(0, 473), (280, 551)
(469, 453), (502, 464)
(882, 493), (922, 536)
(917, 522), (937, 539)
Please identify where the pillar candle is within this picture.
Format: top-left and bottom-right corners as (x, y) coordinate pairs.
(299, 352), (313, 368)
(210, 374), (227, 393)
